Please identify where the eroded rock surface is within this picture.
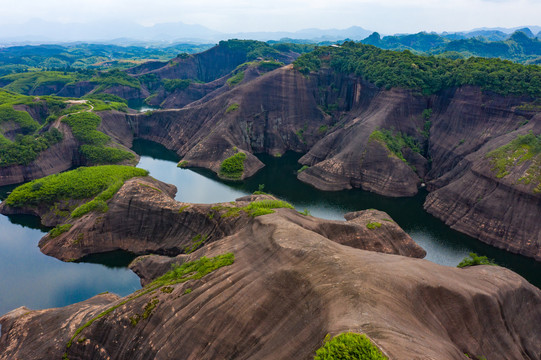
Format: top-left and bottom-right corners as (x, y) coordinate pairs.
(0, 183), (539, 360)
(0, 176), (425, 262)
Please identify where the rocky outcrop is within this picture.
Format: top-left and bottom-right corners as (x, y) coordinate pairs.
(0, 121), (78, 186)
(56, 81), (98, 98)
(125, 66), (330, 178)
(0, 108), (138, 187)
(1, 182), (540, 360)
(10, 176), (424, 262)
(129, 42), (298, 83)
(424, 118), (541, 261)
(118, 69), (539, 260)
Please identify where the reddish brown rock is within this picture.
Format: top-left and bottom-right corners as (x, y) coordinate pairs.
(424, 120), (541, 261)
(0, 185), (539, 360)
(9, 176), (424, 262)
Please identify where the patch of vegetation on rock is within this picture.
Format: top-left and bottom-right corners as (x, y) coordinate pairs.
(64, 253), (235, 358)
(225, 103), (239, 114)
(366, 222), (382, 230)
(219, 152), (246, 179)
(5, 166), (148, 220)
(487, 131), (541, 193)
(212, 199), (294, 218)
(163, 79), (191, 92)
(49, 224), (73, 238)
(457, 253), (497, 268)
(184, 234), (208, 254)
(369, 128), (420, 162)
(314, 332), (388, 360)
(226, 71), (245, 87)
(62, 111), (134, 165)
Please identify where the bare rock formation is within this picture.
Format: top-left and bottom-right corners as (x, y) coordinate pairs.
(0, 176), (425, 262)
(0, 182), (539, 360)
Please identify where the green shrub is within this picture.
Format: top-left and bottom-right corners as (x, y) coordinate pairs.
(366, 222), (382, 229)
(369, 129), (420, 162)
(298, 165), (309, 173)
(299, 209), (311, 216)
(422, 108), (433, 120)
(486, 131), (541, 193)
(177, 160), (188, 168)
(253, 184), (267, 195)
(457, 253), (497, 268)
(225, 103), (239, 114)
(163, 79), (191, 92)
(0, 128), (63, 167)
(314, 333), (388, 360)
(219, 152), (247, 179)
(226, 71), (245, 87)
(80, 145), (134, 165)
(49, 224), (73, 238)
(5, 165), (148, 208)
(184, 234), (208, 254)
(244, 199), (294, 217)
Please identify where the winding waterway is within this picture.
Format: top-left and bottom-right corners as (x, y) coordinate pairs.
(132, 139), (541, 288)
(0, 138), (539, 316)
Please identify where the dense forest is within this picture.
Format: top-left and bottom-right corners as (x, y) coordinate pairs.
(294, 42), (541, 96)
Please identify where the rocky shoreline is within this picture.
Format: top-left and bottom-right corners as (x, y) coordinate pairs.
(1, 178), (540, 360)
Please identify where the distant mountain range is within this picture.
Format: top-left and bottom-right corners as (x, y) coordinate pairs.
(0, 19), (539, 46)
(362, 28), (541, 64)
(0, 20), (372, 45)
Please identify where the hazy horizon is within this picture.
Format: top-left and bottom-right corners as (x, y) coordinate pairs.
(1, 0), (540, 36)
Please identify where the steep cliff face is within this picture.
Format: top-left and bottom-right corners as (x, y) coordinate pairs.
(126, 66), (330, 178)
(130, 42), (297, 83)
(121, 68), (540, 260)
(126, 66), (429, 193)
(427, 86), (533, 181)
(424, 117), (541, 260)
(56, 81), (97, 98)
(1, 182), (540, 360)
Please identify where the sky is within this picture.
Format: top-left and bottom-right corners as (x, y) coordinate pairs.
(1, 0), (540, 34)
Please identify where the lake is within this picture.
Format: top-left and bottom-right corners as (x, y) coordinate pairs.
(0, 138), (539, 316)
